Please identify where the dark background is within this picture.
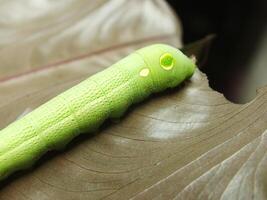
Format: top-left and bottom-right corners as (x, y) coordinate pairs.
(167, 0), (267, 103)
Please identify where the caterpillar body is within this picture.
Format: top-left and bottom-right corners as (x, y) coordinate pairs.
(0, 44), (195, 181)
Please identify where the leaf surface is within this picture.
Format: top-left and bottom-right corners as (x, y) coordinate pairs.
(0, 1), (267, 200)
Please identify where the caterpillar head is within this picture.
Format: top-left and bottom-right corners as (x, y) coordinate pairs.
(136, 44), (196, 92)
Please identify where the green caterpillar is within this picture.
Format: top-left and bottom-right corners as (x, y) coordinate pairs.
(0, 44), (195, 181)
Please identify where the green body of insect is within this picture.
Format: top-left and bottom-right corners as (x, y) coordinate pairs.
(0, 44), (195, 181)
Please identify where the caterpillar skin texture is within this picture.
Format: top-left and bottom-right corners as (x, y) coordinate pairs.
(0, 44), (195, 181)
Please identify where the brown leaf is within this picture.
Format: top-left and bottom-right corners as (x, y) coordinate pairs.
(0, 0), (181, 107)
(1, 68), (267, 200)
(181, 34), (215, 68)
(0, 0), (182, 77)
(1, 1), (267, 200)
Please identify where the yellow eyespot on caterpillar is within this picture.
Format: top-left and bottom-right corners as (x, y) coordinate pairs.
(160, 53), (174, 70)
(0, 44), (196, 181)
(139, 68), (150, 77)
